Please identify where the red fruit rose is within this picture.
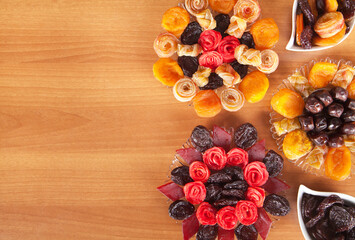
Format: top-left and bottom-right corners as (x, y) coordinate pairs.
(203, 147), (227, 171)
(246, 187), (265, 208)
(183, 181), (206, 205)
(199, 51), (224, 69)
(196, 202), (217, 225)
(217, 36), (240, 63)
(189, 161), (210, 183)
(235, 200), (258, 226)
(216, 206), (238, 230)
(198, 30), (222, 52)
(243, 161), (269, 187)
(226, 148), (249, 169)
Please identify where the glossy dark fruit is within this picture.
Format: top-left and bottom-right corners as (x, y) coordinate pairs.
(327, 103), (344, 118)
(308, 131), (329, 146)
(316, 0), (326, 15)
(264, 194), (291, 216)
(177, 56), (199, 77)
(207, 172), (233, 184)
(230, 61), (248, 79)
(234, 224), (258, 240)
(299, 115), (315, 132)
(239, 32), (255, 49)
(329, 205), (355, 232)
(317, 194), (344, 212)
(221, 189), (245, 199)
(333, 233), (346, 240)
(196, 225), (219, 240)
(234, 123), (258, 149)
(339, 0), (355, 21)
(314, 114), (328, 132)
(299, 0), (315, 26)
(168, 200), (195, 220)
(191, 125), (214, 152)
(306, 97), (324, 114)
(345, 206), (355, 218)
(223, 166), (244, 181)
(200, 73), (224, 90)
(213, 197), (239, 209)
(328, 118), (343, 131)
(301, 193), (324, 222)
(214, 14), (230, 36)
(181, 21), (203, 45)
(300, 25), (314, 49)
(263, 150), (284, 178)
(345, 99), (355, 110)
(314, 89), (333, 107)
(341, 123), (355, 135)
(306, 209), (326, 228)
(348, 227), (355, 240)
(171, 166), (193, 186)
(342, 109), (355, 122)
(205, 184), (222, 203)
(327, 135), (345, 148)
(223, 180), (249, 192)
(331, 87), (349, 102)
(310, 218), (334, 240)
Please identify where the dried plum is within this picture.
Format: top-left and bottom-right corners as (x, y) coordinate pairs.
(339, 0), (355, 21)
(347, 227), (355, 240)
(263, 150), (284, 178)
(239, 32), (255, 49)
(234, 123), (258, 150)
(177, 56), (199, 77)
(329, 205), (355, 232)
(230, 61), (248, 79)
(191, 125), (213, 152)
(345, 206), (355, 218)
(181, 21), (203, 45)
(200, 73), (224, 90)
(316, 0), (326, 15)
(310, 218), (335, 240)
(302, 193), (324, 221)
(234, 224), (258, 240)
(205, 184), (222, 203)
(300, 25), (314, 49)
(196, 225), (218, 240)
(306, 209), (326, 228)
(221, 189), (245, 199)
(317, 195), (344, 212)
(223, 180), (249, 192)
(171, 166), (193, 186)
(207, 172), (233, 184)
(299, 0), (315, 26)
(264, 194), (290, 216)
(333, 233), (346, 240)
(214, 14), (230, 36)
(169, 200), (195, 220)
(213, 197), (239, 209)
(223, 166), (244, 181)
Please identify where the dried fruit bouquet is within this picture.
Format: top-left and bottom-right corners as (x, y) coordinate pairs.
(157, 123), (291, 240)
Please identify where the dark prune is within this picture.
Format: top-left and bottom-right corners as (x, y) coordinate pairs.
(169, 200), (195, 220)
(263, 150), (284, 178)
(299, 0), (315, 26)
(300, 25), (314, 49)
(299, 115), (315, 132)
(314, 114), (328, 132)
(223, 180), (249, 192)
(348, 227), (355, 240)
(196, 225), (218, 240)
(308, 131), (329, 146)
(205, 184), (222, 203)
(345, 99), (355, 110)
(342, 109), (355, 122)
(199, 73), (224, 90)
(331, 87), (349, 102)
(177, 56), (199, 77)
(328, 118), (342, 131)
(339, 0), (355, 21)
(345, 206), (355, 218)
(207, 172), (233, 184)
(306, 97), (324, 114)
(317, 194), (344, 212)
(341, 123), (355, 135)
(239, 32), (255, 49)
(333, 233), (346, 240)
(230, 61), (248, 79)
(191, 125), (213, 152)
(181, 21), (203, 45)
(223, 166), (244, 181)
(314, 89), (333, 107)
(171, 166), (193, 186)
(264, 194), (290, 216)
(328, 103), (345, 118)
(234, 123), (258, 150)
(234, 224), (258, 240)
(311, 218), (335, 240)
(213, 197), (239, 209)
(329, 205), (355, 232)
(302, 193), (324, 221)
(327, 134), (344, 148)
(214, 14), (230, 35)
(221, 189), (245, 199)
(316, 0), (326, 15)
(306, 210), (326, 228)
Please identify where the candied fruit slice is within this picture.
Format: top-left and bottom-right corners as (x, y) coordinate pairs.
(193, 90), (222, 117)
(157, 182), (185, 201)
(247, 139), (266, 162)
(314, 12), (345, 39)
(273, 118), (301, 136)
(162, 7), (190, 37)
(254, 208), (272, 240)
(153, 58), (184, 86)
(283, 129), (313, 160)
(313, 25), (346, 47)
(332, 63), (355, 88)
(233, 0), (261, 23)
(308, 62), (338, 89)
(185, 0), (209, 16)
(239, 70), (269, 103)
(271, 88), (305, 119)
(183, 213), (200, 240)
(347, 79), (355, 99)
(176, 148), (203, 164)
(250, 18), (280, 50)
(262, 177), (291, 194)
(305, 145), (327, 169)
(325, 0), (338, 12)
(209, 0), (237, 14)
(213, 126), (232, 152)
(324, 146), (351, 181)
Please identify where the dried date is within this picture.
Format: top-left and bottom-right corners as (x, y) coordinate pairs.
(299, 0), (315, 26)
(301, 25), (314, 49)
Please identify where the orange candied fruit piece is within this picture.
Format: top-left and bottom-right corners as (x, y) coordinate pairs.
(325, 0), (338, 12)
(296, 13), (304, 46)
(239, 70), (269, 103)
(250, 18), (279, 50)
(308, 62), (338, 89)
(209, 0), (237, 14)
(193, 90), (222, 117)
(283, 129), (313, 160)
(313, 25), (346, 47)
(347, 79), (355, 99)
(161, 7), (190, 37)
(271, 88), (305, 119)
(325, 146), (351, 181)
(153, 58), (184, 86)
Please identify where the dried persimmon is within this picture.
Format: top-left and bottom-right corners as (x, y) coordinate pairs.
(250, 18), (279, 50)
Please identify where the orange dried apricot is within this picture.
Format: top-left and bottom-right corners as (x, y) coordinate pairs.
(161, 7), (190, 37)
(325, 0), (338, 12)
(283, 129), (313, 160)
(325, 146), (351, 181)
(153, 58), (184, 86)
(193, 90), (222, 117)
(239, 70), (269, 103)
(209, 0), (237, 14)
(308, 62), (338, 89)
(313, 25), (346, 46)
(347, 79), (355, 99)
(271, 88), (305, 119)
(250, 18), (279, 50)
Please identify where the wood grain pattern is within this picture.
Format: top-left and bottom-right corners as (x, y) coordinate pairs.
(0, 0), (354, 239)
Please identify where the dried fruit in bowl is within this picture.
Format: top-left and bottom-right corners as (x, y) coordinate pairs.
(161, 7), (190, 37)
(250, 18), (280, 50)
(347, 79), (355, 99)
(324, 145), (351, 181)
(209, 0), (237, 14)
(271, 88), (305, 119)
(153, 58), (184, 86)
(239, 70), (269, 103)
(296, 13), (304, 46)
(325, 0), (338, 12)
(314, 12), (345, 39)
(313, 25), (346, 47)
(308, 62), (338, 89)
(283, 129), (313, 160)
(193, 90), (222, 117)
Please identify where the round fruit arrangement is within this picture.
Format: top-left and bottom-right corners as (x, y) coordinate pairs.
(157, 124), (291, 240)
(270, 58), (355, 181)
(153, 0), (281, 117)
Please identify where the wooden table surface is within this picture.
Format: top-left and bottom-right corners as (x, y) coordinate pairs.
(0, 0), (354, 239)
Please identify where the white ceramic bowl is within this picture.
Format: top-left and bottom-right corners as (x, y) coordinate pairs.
(286, 0), (355, 51)
(297, 184), (355, 239)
